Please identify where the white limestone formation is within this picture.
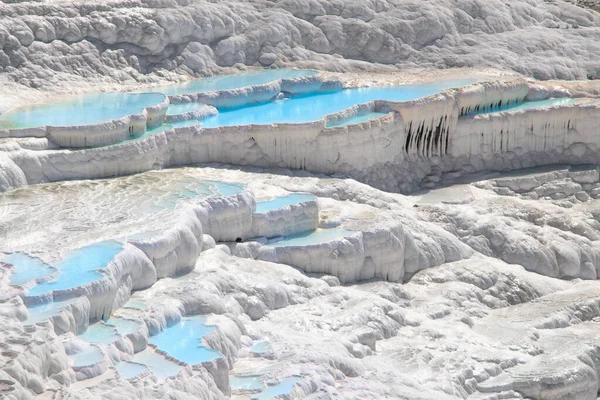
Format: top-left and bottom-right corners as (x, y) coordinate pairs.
(1, 77), (599, 196)
(1, 0), (600, 97)
(2, 164), (600, 399)
(2, 0), (600, 396)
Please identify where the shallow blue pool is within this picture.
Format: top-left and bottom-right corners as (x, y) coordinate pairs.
(115, 361), (148, 380)
(1, 253), (55, 286)
(70, 346), (104, 368)
(200, 79), (478, 128)
(208, 181), (245, 197)
(149, 315), (222, 365)
(266, 229), (357, 248)
(78, 322), (120, 344)
(469, 97), (585, 116)
(0, 92), (166, 129)
(151, 69), (318, 96)
(106, 317), (142, 335)
(250, 340), (273, 355)
(231, 375), (264, 392)
(25, 298), (78, 324)
(154, 179), (244, 209)
(253, 378), (301, 400)
(326, 112), (389, 128)
(255, 193), (316, 213)
(133, 349), (182, 379)
(28, 241), (124, 297)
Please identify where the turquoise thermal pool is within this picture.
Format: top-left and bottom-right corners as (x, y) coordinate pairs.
(1, 253), (55, 286)
(151, 69), (318, 96)
(255, 193), (316, 213)
(0, 92), (166, 130)
(27, 240), (124, 297)
(200, 78), (479, 128)
(326, 112), (389, 128)
(266, 229), (358, 248)
(149, 315), (222, 365)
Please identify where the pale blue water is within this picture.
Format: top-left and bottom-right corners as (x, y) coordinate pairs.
(469, 97), (584, 116)
(78, 322), (120, 344)
(326, 112), (388, 128)
(255, 194), (316, 213)
(231, 375), (264, 392)
(70, 346), (104, 368)
(28, 241), (124, 297)
(250, 340), (272, 355)
(266, 229), (357, 248)
(166, 102), (207, 116)
(208, 181), (245, 197)
(154, 180), (243, 209)
(106, 317), (141, 335)
(25, 298), (78, 324)
(151, 69), (318, 96)
(253, 378), (301, 400)
(0, 92), (166, 129)
(122, 298), (148, 310)
(1, 253), (55, 286)
(133, 349), (182, 379)
(149, 315), (221, 365)
(200, 79), (478, 127)
(115, 361), (148, 380)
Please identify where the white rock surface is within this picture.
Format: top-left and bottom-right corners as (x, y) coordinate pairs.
(1, 165), (600, 399)
(1, 0), (600, 96)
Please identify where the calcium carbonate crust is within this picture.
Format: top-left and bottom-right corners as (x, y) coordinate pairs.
(1, 78), (600, 196)
(1, 0), (600, 96)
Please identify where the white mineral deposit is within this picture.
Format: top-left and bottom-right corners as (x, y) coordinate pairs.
(2, 1), (600, 399)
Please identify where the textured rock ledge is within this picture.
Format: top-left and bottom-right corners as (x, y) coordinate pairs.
(1, 78), (599, 195)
